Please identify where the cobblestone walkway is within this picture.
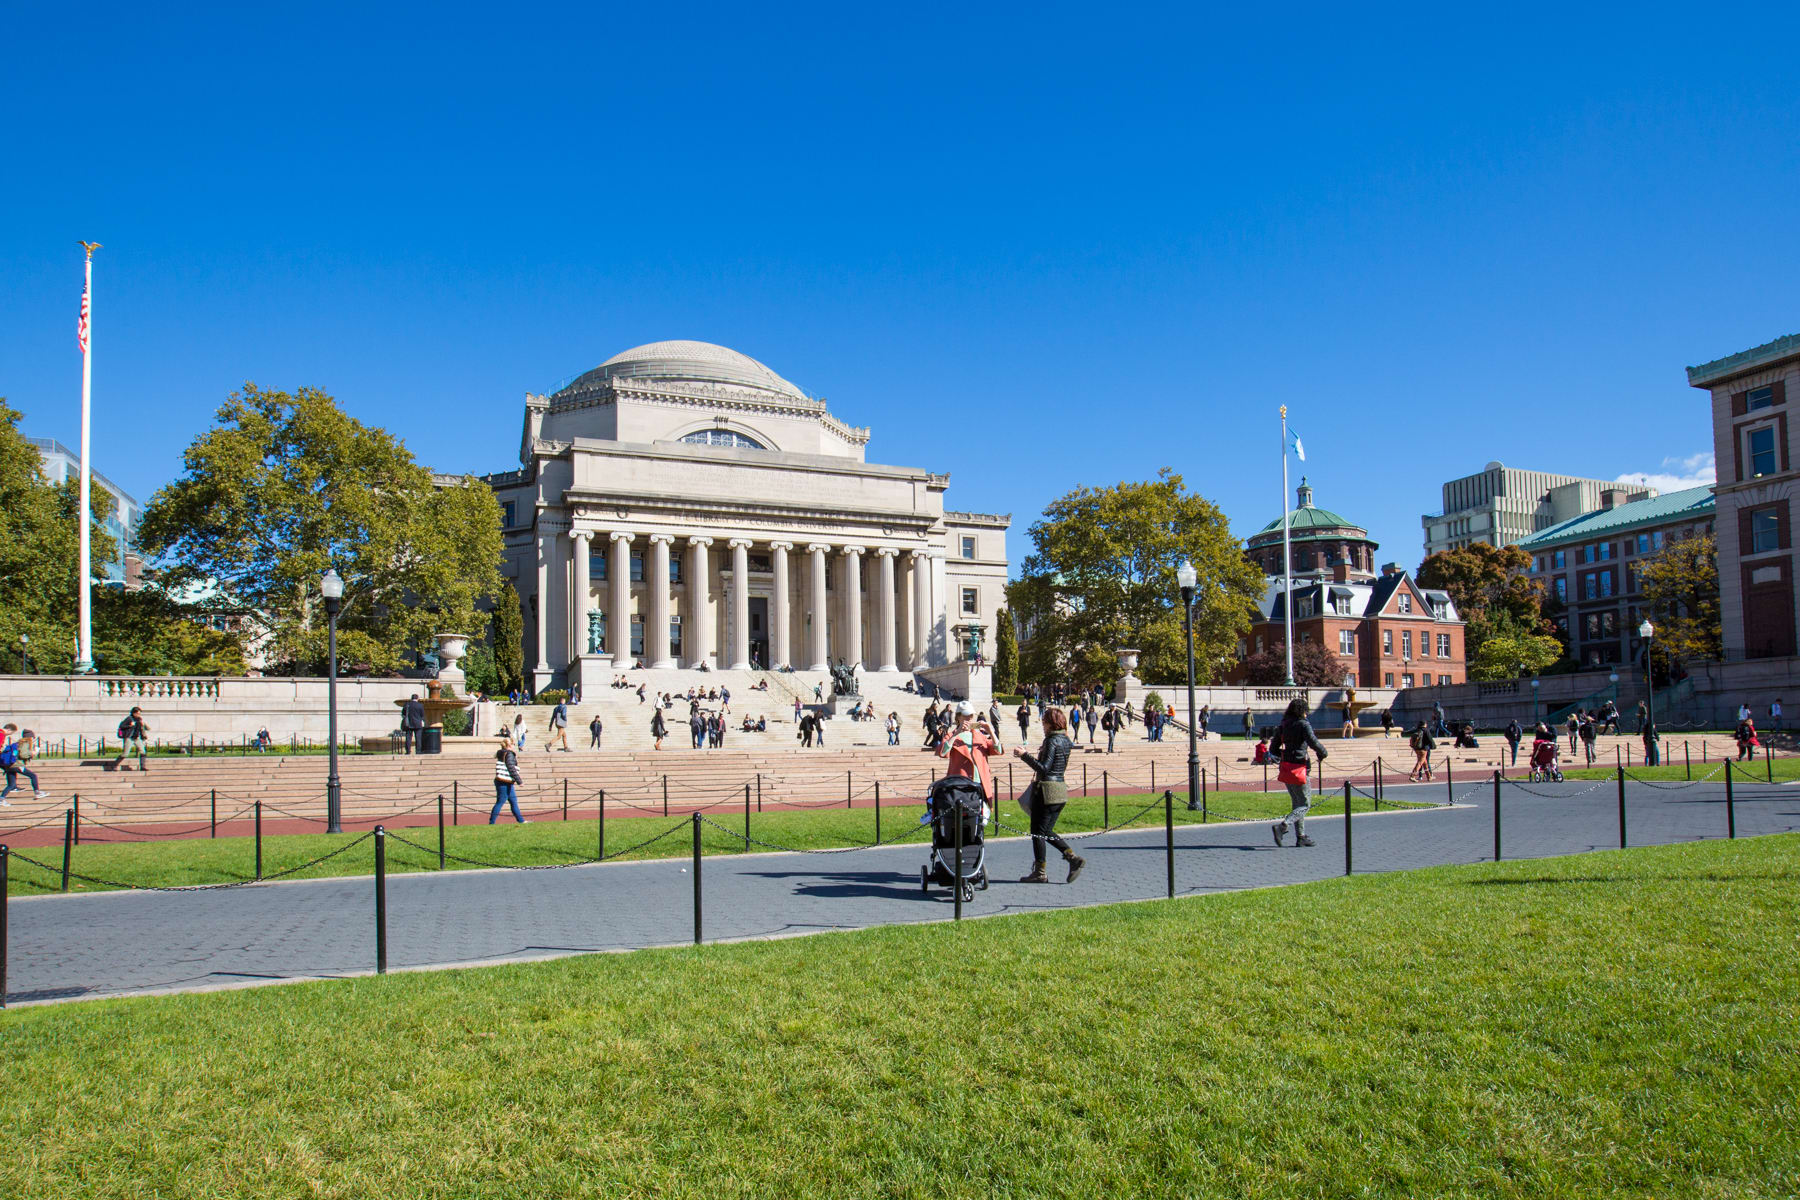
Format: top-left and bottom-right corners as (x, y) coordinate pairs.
(7, 777), (1797, 1005)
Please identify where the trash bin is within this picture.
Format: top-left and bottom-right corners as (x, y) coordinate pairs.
(421, 727), (444, 755)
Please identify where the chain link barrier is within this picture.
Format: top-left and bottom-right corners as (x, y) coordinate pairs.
(75, 805), (258, 840)
(7, 831), (377, 893)
(1622, 764), (1726, 790)
(384, 819), (691, 870)
(695, 813), (933, 855)
(1501, 777), (1613, 799)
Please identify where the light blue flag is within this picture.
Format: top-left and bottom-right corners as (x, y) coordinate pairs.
(1287, 427), (1305, 462)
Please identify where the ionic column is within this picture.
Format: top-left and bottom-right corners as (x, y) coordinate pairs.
(609, 531), (633, 669)
(686, 536), (713, 668)
(571, 530), (593, 657)
(807, 543), (832, 671)
(729, 539), (753, 671)
(533, 534), (550, 673)
(769, 541), (793, 669)
(910, 549), (931, 669)
(875, 548), (898, 673)
(840, 546), (866, 671)
(647, 534), (674, 668)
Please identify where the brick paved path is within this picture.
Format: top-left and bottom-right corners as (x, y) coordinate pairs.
(7, 777), (1797, 1005)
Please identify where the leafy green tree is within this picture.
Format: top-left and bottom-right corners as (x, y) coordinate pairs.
(1008, 469), (1264, 686)
(91, 587), (248, 676)
(992, 606), (1018, 694)
(1468, 624), (1563, 681)
(1638, 533), (1721, 664)
(490, 585), (526, 695)
(1238, 640), (1344, 686)
(1417, 542), (1551, 664)
(137, 384), (504, 674)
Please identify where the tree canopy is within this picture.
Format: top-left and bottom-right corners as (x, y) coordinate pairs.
(136, 384), (504, 674)
(1238, 639), (1344, 686)
(1638, 532), (1721, 665)
(1417, 542), (1551, 665)
(1008, 470), (1265, 686)
(992, 605), (1018, 695)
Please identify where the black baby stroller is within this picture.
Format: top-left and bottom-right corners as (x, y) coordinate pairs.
(920, 774), (989, 903)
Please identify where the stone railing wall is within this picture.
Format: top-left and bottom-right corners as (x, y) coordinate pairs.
(0, 675), (427, 743)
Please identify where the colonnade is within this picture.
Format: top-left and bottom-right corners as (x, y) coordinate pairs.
(559, 531), (939, 674)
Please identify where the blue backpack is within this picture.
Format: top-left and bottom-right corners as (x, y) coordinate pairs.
(0, 741), (18, 768)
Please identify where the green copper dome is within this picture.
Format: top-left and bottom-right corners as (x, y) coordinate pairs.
(1248, 479), (1367, 541)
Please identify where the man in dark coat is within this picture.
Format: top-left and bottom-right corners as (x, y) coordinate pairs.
(401, 694), (426, 755)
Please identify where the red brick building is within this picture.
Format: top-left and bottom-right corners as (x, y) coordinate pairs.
(1231, 481), (1467, 688)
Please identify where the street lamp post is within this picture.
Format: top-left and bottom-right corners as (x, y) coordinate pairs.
(322, 568), (344, 834)
(1640, 619), (1657, 750)
(1177, 560), (1201, 815)
(18, 633), (27, 675)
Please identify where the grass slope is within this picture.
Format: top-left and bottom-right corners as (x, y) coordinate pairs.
(5, 788), (1416, 895)
(3, 835), (1796, 1198)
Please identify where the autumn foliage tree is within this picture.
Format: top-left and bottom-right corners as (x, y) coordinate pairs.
(1238, 640), (1344, 686)
(1417, 542), (1552, 670)
(1638, 532), (1721, 665)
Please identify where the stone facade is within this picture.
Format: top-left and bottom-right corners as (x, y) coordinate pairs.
(1422, 461), (1653, 559)
(483, 341), (1009, 690)
(1688, 333), (1800, 660)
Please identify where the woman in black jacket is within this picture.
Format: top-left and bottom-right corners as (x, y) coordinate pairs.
(1270, 697), (1327, 848)
(1011, 707), (1086, 883)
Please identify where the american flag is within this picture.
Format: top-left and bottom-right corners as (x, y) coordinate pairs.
(78, 281), (90, 353)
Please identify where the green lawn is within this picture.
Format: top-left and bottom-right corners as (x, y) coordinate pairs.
(1555, 754), (1799, 783)
(5, 787), (1417, 895)
(3, 835), (1795, 1198)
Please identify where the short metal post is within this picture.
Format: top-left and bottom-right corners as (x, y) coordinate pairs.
(1616, 766), (1627, 849)
(1151, 761), (1156, 792)
(756, 773), (762, 812)
(255, 802), (264, 879)
(437, 795), (446, 869)
(663, 775), (669, 817)
(1766, 743), (1773, 783)
(0, 845), (8, 1008)
(563, 779), (569, 821)
(374, 826), (387, 974)
(1685, 742), (1691, 780)
(1199, 767), (1207, 823)
(453, 779), (459, 826)
(744, 783), (752, 850)
(847, 771), (852, 809)
(1263, 759), (1268, 792)
(62, 809), (73, 891)
(1083, 762), (1088, 797)
(1492, 770), (1502, 862)
(874, 781), (882, 843)
(72, 794), (80, 846)
(1008, 762), (1014, 803)
(1724, 764), (1736, 839)
(1616, 745), (1621, 771)
(691, 813), (703, 944)
(1102, 771), (1109, 827)
(953, 797), (964, 922)
(1342, 780), (1354, 876)
(1164, 789), (1174, 899)
(210, 788), (217, 838)
(598, 789), (606, 859)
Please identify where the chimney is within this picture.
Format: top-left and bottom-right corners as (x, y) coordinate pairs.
(1382, 562), (1402, 577)
(1333, 563), (1351, 582)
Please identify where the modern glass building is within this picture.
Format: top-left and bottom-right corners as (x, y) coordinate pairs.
(26, 436), (141, 586)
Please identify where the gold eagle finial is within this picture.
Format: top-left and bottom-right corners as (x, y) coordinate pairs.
(79, 241), (103, 258)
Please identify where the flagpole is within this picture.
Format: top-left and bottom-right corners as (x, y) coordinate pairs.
(1280, 405), (1294, 686)
(76, 242), (99, 675)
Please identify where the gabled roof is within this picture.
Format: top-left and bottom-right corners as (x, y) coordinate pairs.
(1516, 486), (1715, 551)
(1254, 571), (1461, 623)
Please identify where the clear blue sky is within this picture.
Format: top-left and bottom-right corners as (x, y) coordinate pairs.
(4, 1), (1796, 572)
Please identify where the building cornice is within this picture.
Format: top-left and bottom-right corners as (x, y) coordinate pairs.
(1687, 332), (1800, 388)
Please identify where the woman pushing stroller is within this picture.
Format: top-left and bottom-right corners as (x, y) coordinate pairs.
(1010, 707), (1086, 883)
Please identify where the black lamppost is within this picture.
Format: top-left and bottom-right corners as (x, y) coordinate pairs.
(1177, 559), (1201, 814)
(1640, 619), (1657, 738)
(322, 568), (344, 834)
(18, 633), (27, 675)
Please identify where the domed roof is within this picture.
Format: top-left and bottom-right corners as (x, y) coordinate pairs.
(556, 340), (810, 401)
(1248, 479), (1367, 541)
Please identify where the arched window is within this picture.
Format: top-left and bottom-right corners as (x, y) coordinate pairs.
(680, 429), (766, 450)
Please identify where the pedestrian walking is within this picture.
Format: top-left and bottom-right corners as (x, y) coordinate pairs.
(589, 713), (604, 749)
(1017, 701), (1031, 743)
(690, 709), (706, 749)
(1243, 708), (1256, 740)
(1084, 705), (1098, 745)
(116, 706), (150, 771)
(1102, 705), (1119, 753)
(1198, 703), (1210, 736)
(1408, 720), (1436, 782)
(1771, 698), (1784, 731)
(0, 725), (47, 803)
(886, 711), (900, 746)
(1270, 697), (1326, 848)
(1566, 712), (1580, 755)
(651, 707), (667, 750)
(400, 693), (426, 755)
(1642, 722), (1661, 767)
(1578, 713), (1598, 766)
(511, 714), (528, 752)
(490, 745), (527, 823)
(1011, 707), (1085, 884)
(547, 699), (571, 752)
(1735, 716), (1759, 761)
(1504, 718), (1522, 765)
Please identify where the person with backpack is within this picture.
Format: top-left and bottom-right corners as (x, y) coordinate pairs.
(546, 699), (570, 752)
(1270, 697), (1327, 848)
(490, 745), (526, 823)
(400, 693), (426, 755)
(1102, 705), (1119, 753)
(1735, 716), (1759, 761)
(1578, 713), (1598, 766)
(1504, 718), (1523, 766)
(1407, 720), (1436, 782)
(116, 707), (150, 771)
(0, 724), (47, 803)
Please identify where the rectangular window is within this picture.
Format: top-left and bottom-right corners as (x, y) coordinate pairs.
(1439, 674), (1451, 686)
(1436, 633), (1451, 658)
(1601, 611), (1618, 637)
(1636, 533), (1649, 554)
(1748, 426), (1778, 477)
(1554, 577), (1567, 602)
(591, 553), (607, 583)
(1748, 385), (1774, 411)
(1296, 597), (1314, 618)
(1626, 565), (1638, 593)
(1401, 630), (1413, 658)
(1332, 596), (1352, 615)
(961, 587), (978, 616)
(1402, 673), (1414, 689)
(669, 557), (683, 584)
(1384, 672), (1394, 687)
(1598, 542), (1612, 561)
(1599, 571), (1613, 598)
(1382, 630), (1393, 654)
(1299, 632), (1311, 644)
(1752, 507), (1782, 553)
(960, 536), (976, 560)
(630, 552), (644, 583)
(1398, 594), (1412, 614)
(1652, 530), (1664, 551)
(1255, 635), (1264, 653)
(1553, 550), (1566, 569)
(629, 615), (644, 657)
(500, 501), (515, 528)
(669, 615), (683, 657)
(749, 553), (772, 573)
(1339, 630), (1355, 655)
(1584, 613), (1602, 640)
(1583, 573), (1597, 600)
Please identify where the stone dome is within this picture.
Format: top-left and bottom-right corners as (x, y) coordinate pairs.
(556, 340), (810, 401)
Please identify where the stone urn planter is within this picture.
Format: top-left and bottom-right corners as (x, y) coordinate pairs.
(435, 633), (471, 692)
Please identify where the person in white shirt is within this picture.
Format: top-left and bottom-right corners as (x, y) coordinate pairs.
(1771, 699), (1784, 730)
